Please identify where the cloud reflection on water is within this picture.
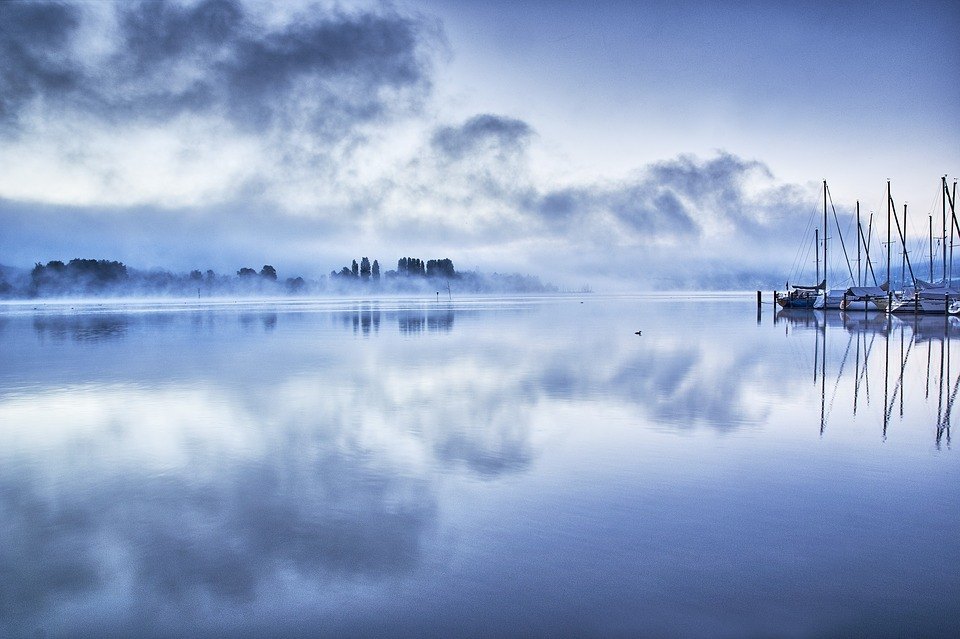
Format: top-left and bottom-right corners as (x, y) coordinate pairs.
(1, 299), (957, 636)
(0, 382), (438, 634)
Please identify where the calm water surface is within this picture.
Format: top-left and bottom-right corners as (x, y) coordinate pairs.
(0, 295), (957, 638)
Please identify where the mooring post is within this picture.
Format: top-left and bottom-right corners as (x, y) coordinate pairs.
(757, 290), (762, 309)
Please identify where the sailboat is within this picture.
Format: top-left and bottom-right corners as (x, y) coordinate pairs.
(813, 181), (860, 309)
(777, 224), (825, 309)
(778, 180), (834, 309)
(889, 178), (960, 314)
(777, 278), (825, 309)
(842, 284), (891, 311)
(840, 202), (889, 311)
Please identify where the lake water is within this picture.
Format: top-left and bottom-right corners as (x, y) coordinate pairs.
(1, 295), (958, 638)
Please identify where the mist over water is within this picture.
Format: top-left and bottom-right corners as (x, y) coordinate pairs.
(1, 295), (958, 638)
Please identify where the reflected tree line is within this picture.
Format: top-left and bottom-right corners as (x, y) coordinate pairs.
(326, 307), (457, 335)
(29, 306), (458, 341)
(2, 256), (555, 298)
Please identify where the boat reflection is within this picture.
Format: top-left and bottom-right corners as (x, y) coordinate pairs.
(775, 308), (891, 332)
(783, 307), (955, 446)
(841, 310), (891, 335)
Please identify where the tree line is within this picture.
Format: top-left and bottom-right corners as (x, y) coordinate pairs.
(0, 255), (555, 298)
(330, 257), (457, 281)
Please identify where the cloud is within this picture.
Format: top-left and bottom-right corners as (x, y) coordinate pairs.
(0, 146), (818, 289)
(0, 0), (434, 136)
(0, 0), (83, 130)
(431, 113), (533, 161)
(0, 2), (823, 289)
(0, 0), (442, 213)
(374, 142), (816, 287)
(530, 153), (804, 245)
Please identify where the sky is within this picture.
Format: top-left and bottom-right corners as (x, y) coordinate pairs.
(1, 0), (958, 290)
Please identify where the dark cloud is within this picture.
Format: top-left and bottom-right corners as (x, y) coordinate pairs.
(530, 152), (811, 251)
(405, 138), (784, 251)
(0, 0), (436, 136)
(647, 152), (766, 202)
(536, 190), (578, 220)
(431, 114), (533, 161)
(608, 184), (701, 238)
(0, 0), (82, 129)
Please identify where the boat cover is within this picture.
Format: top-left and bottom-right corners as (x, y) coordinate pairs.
(846, 286), (887, 298)
(917, 287), (960, 299)
(792, 279), (826, 291)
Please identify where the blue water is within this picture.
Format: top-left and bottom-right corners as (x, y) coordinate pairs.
(0, 295), (957, 638)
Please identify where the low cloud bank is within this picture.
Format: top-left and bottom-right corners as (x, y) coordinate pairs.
(0, 1), (829, 291)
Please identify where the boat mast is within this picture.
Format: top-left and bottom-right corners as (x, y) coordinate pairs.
(823, 179), (828, 291)
(888, 198), (916, 287)
(943, 175), (948, 282)
(815, 228), (820, 285)
(887, 180), (892, 308)
(951, 179), (958, 283)
(828, 183), (856, 284)
(865, 211), (878, 286)
(930, 214), (935, 282)
(901, 200), (907, 288)
(857, 202), (862, 287)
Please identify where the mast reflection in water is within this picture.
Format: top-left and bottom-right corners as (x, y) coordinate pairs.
(775, 307), (958, 447)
